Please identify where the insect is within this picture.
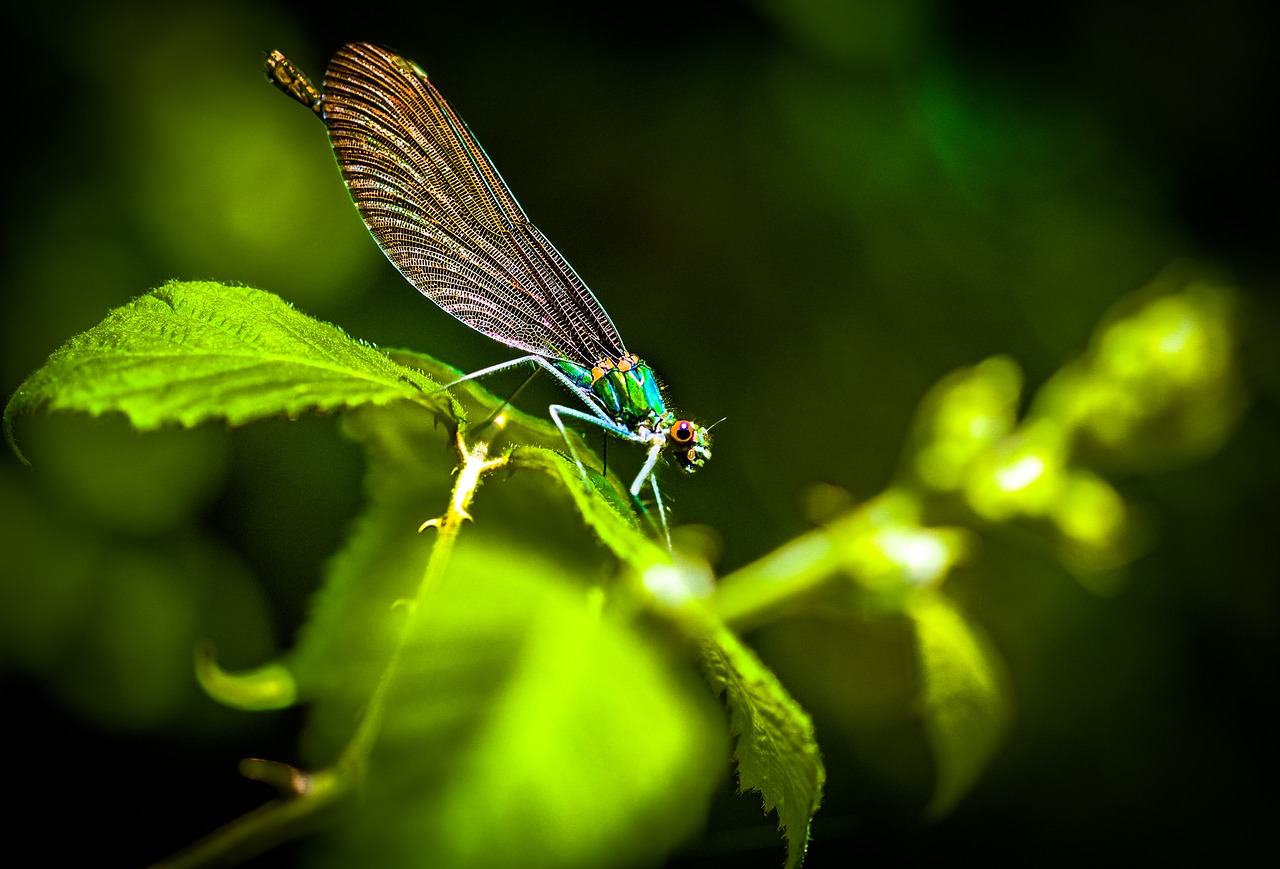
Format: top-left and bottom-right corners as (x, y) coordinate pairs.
(264, 43), (711, 541)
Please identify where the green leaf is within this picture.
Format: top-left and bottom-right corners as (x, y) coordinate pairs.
(342, 540), (725, 868)
(155, 382), (724, 865)
(257, 394), (722, 868)
(907, 589), (1012, 818)
(4, 280), (454, 461)
(904, 355), (1022, 493)
(510, 446), (668, 567)
(283, 402), (454, 742)
(194, 640), (297, 711)
(700, 619), (825, 869)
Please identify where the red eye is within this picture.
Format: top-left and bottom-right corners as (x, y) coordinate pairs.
(670, 420), (696, 444)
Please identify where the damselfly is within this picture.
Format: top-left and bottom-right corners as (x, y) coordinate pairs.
(265, 43), (712, 542)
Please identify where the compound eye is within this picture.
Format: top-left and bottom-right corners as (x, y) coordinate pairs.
(670, 420), (696, 445)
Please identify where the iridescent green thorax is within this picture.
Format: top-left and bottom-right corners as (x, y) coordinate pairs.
(552, 357), (668, 430)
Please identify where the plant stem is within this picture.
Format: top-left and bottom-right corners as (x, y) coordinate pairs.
(151, 432), (508, 869)
(340, 431), (508, 768)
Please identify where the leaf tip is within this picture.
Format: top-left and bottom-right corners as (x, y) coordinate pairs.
(3, 392), (33, 467)
(195, 639), (298, 711)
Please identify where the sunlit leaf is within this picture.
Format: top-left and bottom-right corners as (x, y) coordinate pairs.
(700, 620), (825, 869)
(285, 402), (453, 748)
(195, 640), (297, 711)
(906, 355), (1022, 493)
(304, 537), (724, 869)
(4, 281), (453, 461)
(907, 589), (1011, 818)
(1032, 272), (1245, 472)
(510, 445), (666, 567)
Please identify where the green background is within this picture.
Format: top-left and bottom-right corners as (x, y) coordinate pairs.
(2, 0), (1277, 865)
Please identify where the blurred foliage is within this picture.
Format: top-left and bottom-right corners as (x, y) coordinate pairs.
(3, 0), (1277, 866)
(5, 282), (823, 868)
(0, 269), (1250, 867)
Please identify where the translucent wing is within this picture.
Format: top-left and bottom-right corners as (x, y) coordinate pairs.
(321, 42), (627, 365)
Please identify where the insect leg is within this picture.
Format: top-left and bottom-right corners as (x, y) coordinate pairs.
(440, 355), (543, 390)
(473, 367), (541, 435)
(630, 440), (665, 497)
(444, 356), (619, 427)
(549, 404), (671, 546)
(548, 404), (633, 479)
(644, 470), (672, 550)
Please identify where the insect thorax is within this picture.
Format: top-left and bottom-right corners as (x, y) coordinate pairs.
(551, 356), (668, 432)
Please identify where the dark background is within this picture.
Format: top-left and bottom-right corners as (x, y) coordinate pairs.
(2, 1), (1277, 865)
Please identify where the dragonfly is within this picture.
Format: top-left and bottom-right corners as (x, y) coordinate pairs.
(264, 43), (712, 541)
